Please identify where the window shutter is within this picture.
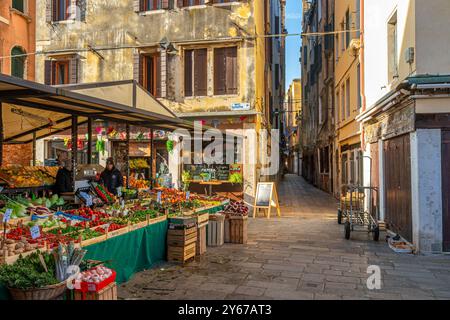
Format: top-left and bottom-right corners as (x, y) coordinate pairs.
(194, 49), (207, 96)
(133, 0), (141, 12)
(46, 0), (53, 23)
(44, 60), (52, 85)
(76, 0), (86, 21)
(133, 51), (143, 85)
(161, 0), (170, 9)
(184, 50), (193, 97)
(214, 48), (226, 95)
(69, 58), (79, 84)
(225, 47), (237, 95)
(155, 54), (162, 98)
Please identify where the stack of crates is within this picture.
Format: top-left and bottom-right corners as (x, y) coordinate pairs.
(167, 216), (197, 264)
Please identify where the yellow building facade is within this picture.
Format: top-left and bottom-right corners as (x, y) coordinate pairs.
(334, 0), (362, 196)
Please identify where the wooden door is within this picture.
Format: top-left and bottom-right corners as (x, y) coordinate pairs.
(384, 134), (412, 242)
(442, 131), (450, 252)
(370, 142), (379, 221)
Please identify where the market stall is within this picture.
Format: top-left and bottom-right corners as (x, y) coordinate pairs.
(0, 75), (241, 300)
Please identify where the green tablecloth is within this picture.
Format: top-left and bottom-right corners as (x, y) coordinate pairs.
(198, 204), (226, 214)
(0, 219), (168, 299)
(83, 219), (168, 284)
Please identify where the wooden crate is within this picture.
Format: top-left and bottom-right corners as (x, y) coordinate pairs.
(149, 215), (167, 225)
(167, 226), (197, 247)
(229, 215), (248, 244)
(207, 214), (225, 247)
(196, 223), (207, 256)
(73, 282), (117, 300)
(107, 225), (130, 239)
(224, 214), (231, 243)
(128, 219), (148, 232)
(167, 242), (196, 264)
(196, 212), (209, 225)
(80, 234), (108, 247)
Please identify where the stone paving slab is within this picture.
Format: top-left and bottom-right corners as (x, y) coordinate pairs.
(118, 175), (450, 300)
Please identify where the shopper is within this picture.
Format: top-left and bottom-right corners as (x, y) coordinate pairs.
(54, 159), (74, 195)
(100, 157), (123, 195)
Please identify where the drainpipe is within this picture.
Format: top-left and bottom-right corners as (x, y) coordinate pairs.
(359, 0), (366, 151)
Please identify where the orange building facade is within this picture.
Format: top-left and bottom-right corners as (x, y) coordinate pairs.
(0, 0), (35, 80)
(0, 1), (35, 166)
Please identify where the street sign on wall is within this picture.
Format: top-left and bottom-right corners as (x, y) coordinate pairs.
(231, 103), (251, 111)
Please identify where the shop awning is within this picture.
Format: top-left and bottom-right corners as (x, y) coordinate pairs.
(0, 75), (195, 144)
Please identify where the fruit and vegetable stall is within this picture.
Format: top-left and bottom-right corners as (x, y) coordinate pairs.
(0, 186), (235, 300)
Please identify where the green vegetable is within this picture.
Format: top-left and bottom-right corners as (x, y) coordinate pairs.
(0, 251), (58, 289)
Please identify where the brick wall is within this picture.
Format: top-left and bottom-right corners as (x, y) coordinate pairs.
(3, 144), (33, 166)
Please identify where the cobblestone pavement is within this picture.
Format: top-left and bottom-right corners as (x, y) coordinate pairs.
(118, 175), (450, 300)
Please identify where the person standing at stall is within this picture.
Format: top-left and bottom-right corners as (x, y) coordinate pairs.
(99, 157), (123, 195)
(54, 159), (74, 195)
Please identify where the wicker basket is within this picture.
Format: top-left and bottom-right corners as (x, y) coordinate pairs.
(8, 281), (67, 300)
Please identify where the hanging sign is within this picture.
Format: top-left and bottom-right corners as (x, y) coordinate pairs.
(253, 182), (281, 219)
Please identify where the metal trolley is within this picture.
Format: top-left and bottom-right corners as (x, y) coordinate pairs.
(337, 156), (380, 241)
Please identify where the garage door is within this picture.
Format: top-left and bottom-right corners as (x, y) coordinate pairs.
(384, 134), (412, 242)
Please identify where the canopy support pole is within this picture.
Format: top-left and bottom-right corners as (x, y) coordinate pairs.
(126, 124), (130, 189)
(71, 116), (78, 190)
(0, 103), (3, 167)
(87, 117), (92, 164)
(32, 132), (36, 166)
(150, 128), (154, 189)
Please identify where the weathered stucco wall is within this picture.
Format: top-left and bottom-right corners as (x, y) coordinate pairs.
(35, 0), (261, 114)
(411, 129), (443, 253)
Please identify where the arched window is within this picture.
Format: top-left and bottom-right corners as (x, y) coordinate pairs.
(11, 46), (26, 79)
(12, 0), (25, 13)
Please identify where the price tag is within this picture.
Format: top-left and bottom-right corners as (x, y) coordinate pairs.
(30, 225), (41, 239)
(186, 191), (190, 200)
(92, 214), (97, 221)
(70, 219), (78, 226)
(157, 191), (162, 204)
(0, 186), (4, 193)
(3, 208), (12, 223)
(121, 199), (125, 209)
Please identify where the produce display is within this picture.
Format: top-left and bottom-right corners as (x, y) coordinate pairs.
(129, 158), (150, 169)
(0, 166), (56, 188)
(223, 201), (249, 216)
(92, 183), (115, 204)
(124, 176), (150, 189)
(73, 265), (116, 292)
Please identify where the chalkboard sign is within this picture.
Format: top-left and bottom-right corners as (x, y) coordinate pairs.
(253, 182), (281, 219)
(255, 183), (273, 207)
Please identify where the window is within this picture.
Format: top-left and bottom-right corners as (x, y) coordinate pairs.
(212, 0), (235, 4)
(340, 20), (345, 52)
(178, 0), (204, 7)
(184, 48), (207, 97)
(357, 64), (361, 109)
(12, 0), (25, 13)
(142, 54), (161, 97)
(388, 11), (398, 81)
(335, 34), (339, 59)
(45, 58), (78, 85)
(346, 78), (350, 117)
(336, 89), (340, 122)
(341, 83), (345, 121)
(303, 46), (308, 66)
(11, 47), (26, 79)
(53, 0), (71, 22)
(214, 47), (238, 95)
(345, 9), (351, 48)
(141, 0), (163, 10)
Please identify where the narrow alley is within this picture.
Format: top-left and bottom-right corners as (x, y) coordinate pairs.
(118, 175), (450, 300)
